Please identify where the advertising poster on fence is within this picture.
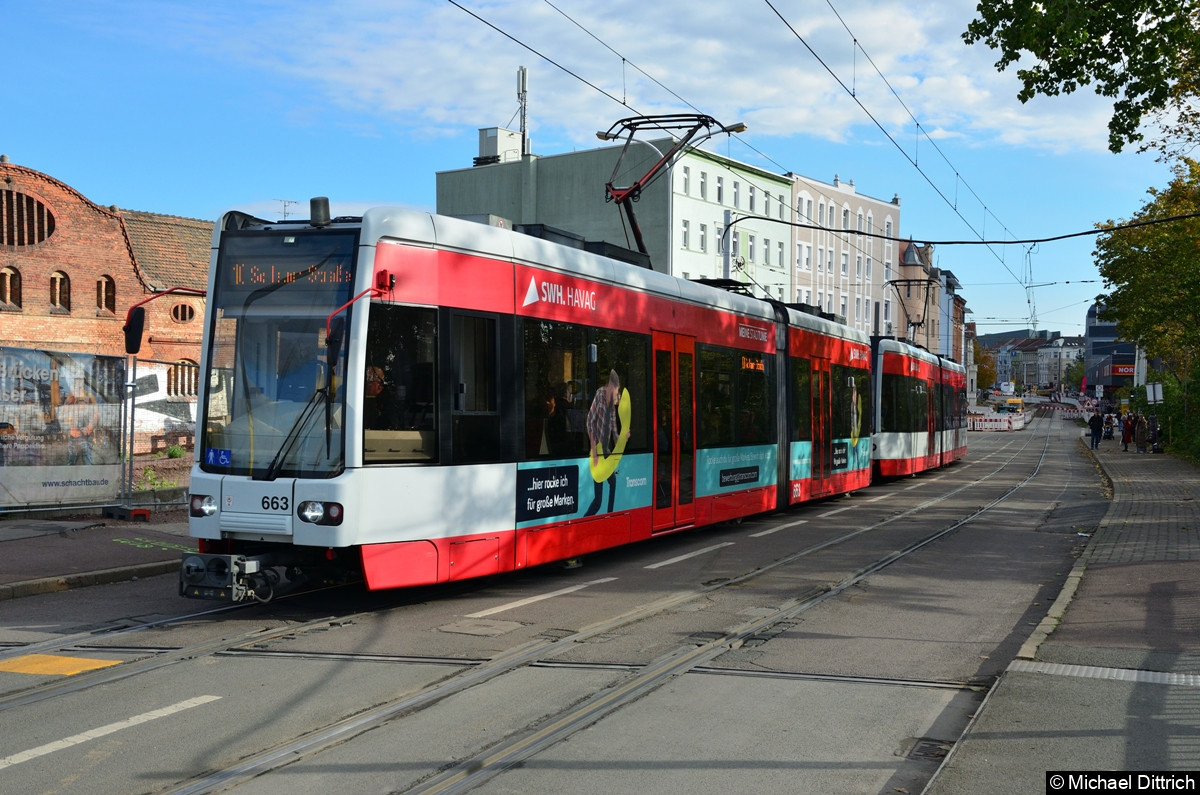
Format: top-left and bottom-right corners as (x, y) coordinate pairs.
(0, 347), (125, 508)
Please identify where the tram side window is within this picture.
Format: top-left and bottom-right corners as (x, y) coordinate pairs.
(363, 303), (438, 463)
(452, 313), (500, 464)
(831, 365), (868, 441)
(791, 357), (812, 441)
(911, 378), (930, 433)
(523, 320), (588, 458)
(697, 345), (774, 447)
(520, 321), (650, 460)
(879, 372), (910, 434)
(592, 328), (651, 456)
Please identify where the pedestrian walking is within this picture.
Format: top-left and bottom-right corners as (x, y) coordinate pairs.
(1088, 411), (1104, 450)
(1121, 412), (1134, 452)
(1135, 414), (1149, 453)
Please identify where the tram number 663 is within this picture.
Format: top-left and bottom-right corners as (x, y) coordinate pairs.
(262, 496), (290, 512)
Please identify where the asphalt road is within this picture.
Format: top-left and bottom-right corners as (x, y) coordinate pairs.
(0, 417), (1101, 794)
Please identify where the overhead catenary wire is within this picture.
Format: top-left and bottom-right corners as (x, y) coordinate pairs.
(447, 0), (1166, 333)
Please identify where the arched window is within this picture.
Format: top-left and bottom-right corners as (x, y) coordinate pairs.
(96, 275), (116, 313)
(50, 271), (70, 311)
(1, 190), (55, 246)
(170, 303), (195, 323)
(0, 266), (21, 309)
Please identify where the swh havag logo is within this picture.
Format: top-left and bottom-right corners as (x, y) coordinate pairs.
(523, 276), (598, 311)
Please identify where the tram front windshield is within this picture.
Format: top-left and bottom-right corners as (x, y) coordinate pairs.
(200, 229), (357, 479)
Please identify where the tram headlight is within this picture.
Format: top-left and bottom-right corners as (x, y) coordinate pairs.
(298, 500), (344, 526)
(190, 494), (217, 518)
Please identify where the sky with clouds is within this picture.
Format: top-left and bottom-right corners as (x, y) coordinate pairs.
(6, 0), (1176, 334)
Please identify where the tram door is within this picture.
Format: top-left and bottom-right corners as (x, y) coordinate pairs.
(652, 332), (696, 531)
(811, 357), (833, 493)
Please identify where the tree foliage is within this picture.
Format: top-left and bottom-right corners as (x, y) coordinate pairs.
(973, 337), (996, 389)
(1094, 158), (1200, 360)
(964, 1), (1200, 153)
(1094, 158), (1200, 425)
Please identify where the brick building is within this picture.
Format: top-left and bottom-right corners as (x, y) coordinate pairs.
(0, 155), (210, 363)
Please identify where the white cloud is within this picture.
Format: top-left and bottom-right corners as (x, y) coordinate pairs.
(158, 0), (1122, 156)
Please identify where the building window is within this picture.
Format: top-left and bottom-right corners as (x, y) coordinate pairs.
(699, 171), (707, 200)
(817, 247), (824, 273)
(716, 177), (723, 204)
(1, 190), (56, 246)
(749, 186), (756, 213)
(733, 181), (740, 208)
(764, 192), (771, 217)
(764, 238), (770, 264)
(805, 199), (813, 221)
(0, 266), (21, 309)
(168, 359), (199, 396)
(866, 257), (873, 280)
(803, 245), (812, 270)
(841, 296), (848, 318)
(841, 252), (849, 275)
(748, 235), (755, 262)
(857, 212), (864, 232)
(778, 242), (784, 268)
(818, 203), (825, 227)
(96, 275), (116, 314)
(842, 208), (850, 230)
(856, 255), (862, 278)
(699, 223), (707, 253)
(682, 166), (690, 195)
(171, 303), (196, 323)
(682, 219), (690, 249)
(50, 271), (70, 311)
(826, 250), (833, 273)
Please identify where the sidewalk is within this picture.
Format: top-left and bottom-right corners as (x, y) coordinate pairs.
(926, 425), (1200, 792)
(0, 508), (191, 600)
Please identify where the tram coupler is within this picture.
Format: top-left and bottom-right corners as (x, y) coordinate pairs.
(179, 552), (281, 602)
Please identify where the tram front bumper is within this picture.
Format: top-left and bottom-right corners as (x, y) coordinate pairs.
(179, 552), (277, 602)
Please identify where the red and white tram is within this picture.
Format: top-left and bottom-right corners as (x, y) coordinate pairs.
(871, 337), (968, 478)
(151, 201), (961, 601)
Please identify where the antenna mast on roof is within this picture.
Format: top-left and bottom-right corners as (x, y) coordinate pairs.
(518, 66), (529, 157)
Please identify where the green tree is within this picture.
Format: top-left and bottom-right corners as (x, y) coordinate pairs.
(973, 338), (996, 390)
(963, 1), (1200, 153)
(1063, 356), (1085, 391)
(1094, 158), (1200, 450)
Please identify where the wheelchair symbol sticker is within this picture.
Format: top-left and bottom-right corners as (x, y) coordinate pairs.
(206, 448), (232, 466)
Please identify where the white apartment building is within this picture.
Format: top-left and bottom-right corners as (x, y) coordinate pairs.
(789, 175), (901, 336)
(436, 128), (910, 339)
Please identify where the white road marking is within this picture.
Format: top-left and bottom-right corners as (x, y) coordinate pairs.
(465, 578), (618, 618)
(749, 519), (808, 537)
(644, 542), (734, 570)
(818, 505), (855, 517)
(0, 695), (222, 771)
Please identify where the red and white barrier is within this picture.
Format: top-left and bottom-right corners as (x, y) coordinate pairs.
(968, 412), (1026, 431)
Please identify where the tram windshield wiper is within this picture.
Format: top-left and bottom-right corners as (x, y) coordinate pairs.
(255, 386), (328, 482)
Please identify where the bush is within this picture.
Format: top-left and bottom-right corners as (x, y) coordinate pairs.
(166, 444), (187, 459)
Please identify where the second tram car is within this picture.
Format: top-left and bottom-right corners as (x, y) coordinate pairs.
(871, 337), (968, 478)
(168, 202), (964, 601)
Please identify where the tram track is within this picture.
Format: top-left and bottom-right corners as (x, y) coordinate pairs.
(0, 421), (1051, 726)
(157, 418), (1059, 795)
